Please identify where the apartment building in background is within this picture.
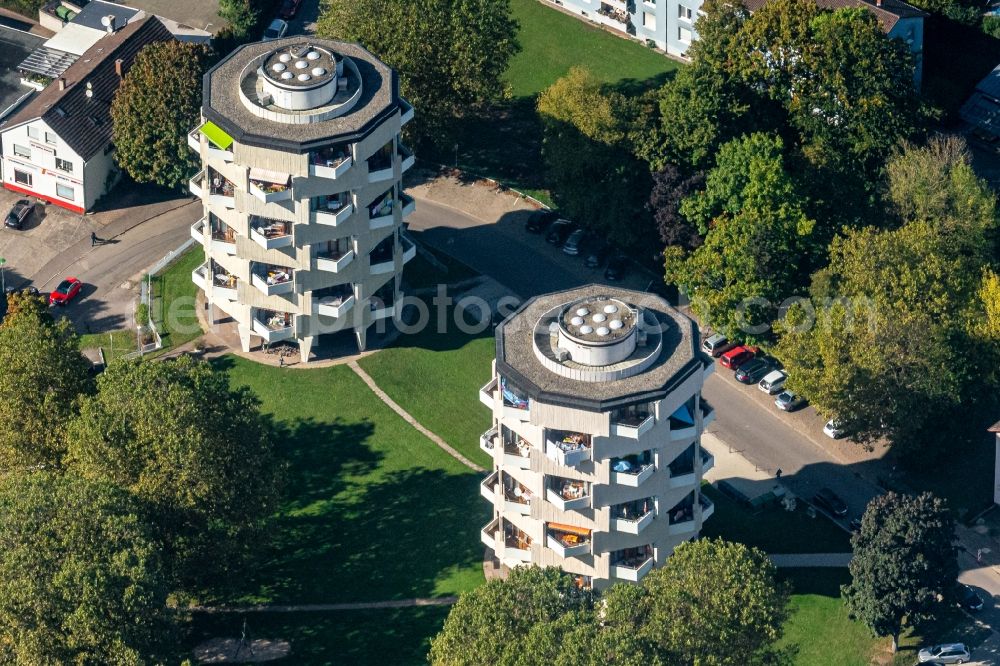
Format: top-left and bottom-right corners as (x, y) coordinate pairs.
(545, 0), (925, 83)
(478, 285), (716, 589)
(188, 37), (416, 362)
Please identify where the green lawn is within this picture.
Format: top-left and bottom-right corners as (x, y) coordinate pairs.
(700, 484), (852, 554)
(150, 245), (204, 350)
(214, 356), (487, 606)
(187, 606), (450, 665)
(359, 314), (495, 469)
(77, 328), (137, 363)
(506, 0), (680, 97)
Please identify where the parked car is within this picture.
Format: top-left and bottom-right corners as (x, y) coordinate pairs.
(849, 517), (863, 532)
(957, 584), (984, 612)
(545, 219), (576, 246)
(562, 229), (587, 255)
(262, 18), (289, 41)
(278, 0), (302, 19)
(48, 277), (81, 306)
(604, 255), (628, 281)
(5, 199), (32, 229)
(5, 285), (38, 296)
(584, 241), (610, 268)
(917, 643), (970, 664)
(720, 345), (755, 370)
(758, 370), (787, 394)
(525, 209), (559, 234)
(823, 419), (846, 439)
(702, 333), (735, 357)
(734, 358), (773, 384)
(813, 487), (848, 518)
(774, 390), (805, 411)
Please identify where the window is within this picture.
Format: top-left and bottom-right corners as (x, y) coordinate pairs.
(55, 157), (72, 173)
(12, 145), (29, 159)
(13, 170), (31, 186)
(643, 11), (656, 29)
(678, 26), (693, 42)
(27, 126), (39, 140)
(678, 4), (692, 19)
(44, 131), (57, 145)
(56, 183), (74, 201)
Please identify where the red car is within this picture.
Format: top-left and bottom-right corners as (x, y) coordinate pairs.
(720, 345), (755, 370)
(49, 277), (82, 306)
(279, 0), (302, 19)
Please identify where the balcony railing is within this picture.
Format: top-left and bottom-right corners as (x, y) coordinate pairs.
(610, 413), (655, 439)
(249, 218), (292, 250)
(313, 199), (354, 227)
(702, 400), (716, 427)
(479, 425), (497, 455)
(369, 243), (395, 275)
(401, 233), (416, 265)
(700, 494), (715, 522)
(309, 149), (352, 180)
(251, 267), (294, 296)
(369, 197), (395, 230)
(667, 497), (697, 535)
(190, 217), (206, 243)
(546, 525), (591, 558)
(210, 222), (237, 255)
(611, 454), (655, 487)
(400, 98), (414, 126)
(479, 377), (497, 408)
(315, 246), (355, 273)
(399, 144), (415, 173)
(367, 151), (394, 182)
(503, 521), (532, 561)
(187, 128), (200, 153)
(546, 478), (590, 511)
(315, 293), (355, 319)
(188, 169), (205, 198)
(480, 517), (499, 551)
(501, 475), (531, 515)
(208, 176), (235, 208)
(211, 269), (238, 301)
(545, 431), (592, 467)
(401, 193), (416, 219)
(611, 548), (654, 582)
(250, 179), (292, 204)
(480, 471), (498, 505)
(610, 499), (655, 535)
(502, 430), (531, 470)
(192, 262), (209, 291)
(251, 311), (294, 342)
(701, 449), (715, 475)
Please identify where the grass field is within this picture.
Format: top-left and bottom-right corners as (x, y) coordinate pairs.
(77, 328), (137, 363)
(214, 356), (487, 606)
(358, 311), (495, 469)
(150, 246), (204, 350)
(700, 484), (852, 554)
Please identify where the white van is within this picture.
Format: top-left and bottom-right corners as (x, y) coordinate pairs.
(758, 370), (787, 394)
(702, 333), (734, 357)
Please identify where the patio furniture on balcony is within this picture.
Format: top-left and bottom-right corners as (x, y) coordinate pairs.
(249, 217), (292, 250)
(208, 170), (236, 208)
(209, 215), (237, 255)
(501, 473), (531, 514)
(546, 477), (590, 511)
(309, 145), (353, 179)
(251, 309), (295, 342)
(502, 520), (532, 561)
(610, 451), (655, 487)
(668, 494), (697, 534)
(211, 267), (238, 301)
(610, 497), (655, 535)
(251, 264), (294, 296)
(249, 167), (292, 203)
(546, 523), (591, 558)
(545, 430), (592, 467)
(501, 426), (532, 469)
(312, 194), (354, 227)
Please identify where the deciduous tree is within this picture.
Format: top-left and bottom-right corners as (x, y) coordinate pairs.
(111, 41), (211, 189)
(845, 492), (957, 652)
(0, 292), (91, 470)
(0, 473), (170, 663)
(65, 356), (281, 592)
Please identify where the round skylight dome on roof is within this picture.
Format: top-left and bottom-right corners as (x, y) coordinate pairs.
(571, 316), (584, 326)
(593, 313), (607, 323)
(604, 304), (618, 314)
(298, 73), (311, 81)
(580, 325), (594, 335)
(311, 67), (326, 77)
(280, 71), (293, 80)
(295, 60), (308, 69)
(597, 327), (610, 336)
(279, 53), (291, 63)
(307, 50), (321, 60)
(272, 63), (286, 72)
(609, 319), (624, 330)
(576, 308), (589, 317)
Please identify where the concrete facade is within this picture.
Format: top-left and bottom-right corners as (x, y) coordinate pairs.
(189, 38), (416, 362)
(479, 285), (715, 589)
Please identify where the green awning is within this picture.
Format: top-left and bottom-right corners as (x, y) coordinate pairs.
(200, 121), (234, 150)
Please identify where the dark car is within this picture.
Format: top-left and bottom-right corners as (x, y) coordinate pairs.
(545, 219), (576, 246)
(5, 285), (39, 297)
(604, 255), (628, 281)
(526, 209), (559, 234)
(585, 241), (610, 268)
(734, 358), (774, 384)
(849, 517), (863, 532)
(813, 488), (848, 518)
(5, 199), (32, 229)
(278, 0), (302, 19)
(562, 229), (587, 256)
(957, 584), (984, 612)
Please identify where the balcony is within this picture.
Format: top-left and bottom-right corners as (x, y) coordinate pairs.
(210, 268), (238, 301)
(309, 148), (352, 180)
(208, 173), (235, 209)
(251, 310), (294, 342)
(701, 400), (716, 427)
(500, 473), (531, 515)
(502, 520), (532, 562)
(610, 452), (655, 487)
(668, 444), (698, 489)
(187, 128), (200, 153)
(315, 245), (355, 274)
(250, 178), (292, 204)
(500, 377), (530, 419)
(610, 413), (655, 439)
(480, 518), (499, 551)
(188, 169), (205, 198)
(190, 217), (206, 243)
(399, 144), (415, 173)
(313, 198), (354, 227)
(480, 471), (498, 505)
(610, 498), (655, 535)
(371, 300), (400, 320)
(611, 546), (654, 582)
(315, 293), (355, 318)
(249, 217), (293, 250)
(251, 265), (294, 296)
(667, 495), (697, 535)
(210, 219), (237, 256)
(479, 377), (497, 408)
(502, 427), (531, 470)
(192, 262), (209, 291)
(400, 98), (414, 126)
(546, 524), (591, 558)
(401, 193), (416, 219)
(479, 425), (497, 455)
(367, 149), (394, 182)
(701, 449), (715, 475)
(546, 477), (590, 511)
(369, 196), (395, 230)
(597, 5), (629, 24)
(700, 494), (715, 522)
(401, 233), (416, 265)
(369, 240), (395, 275)
(669, 402), (698, 442)
(545, 430), (592, 467)
(191, 121), (235, 162)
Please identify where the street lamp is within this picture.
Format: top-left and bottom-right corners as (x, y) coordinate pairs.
(0, 258), (5, 293)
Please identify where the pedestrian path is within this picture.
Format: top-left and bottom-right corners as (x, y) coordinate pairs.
(348, 361), (485, 473)
(768, 553), (852, 568)
(190, 597), (459, 614)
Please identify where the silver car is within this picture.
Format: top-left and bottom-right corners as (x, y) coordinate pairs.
(918, 643), (970, 664)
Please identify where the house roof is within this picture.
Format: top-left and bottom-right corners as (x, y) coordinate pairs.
(742, 0), (926, 32)
(2, 16), (173, 161)
(989, 420), (1000, 433)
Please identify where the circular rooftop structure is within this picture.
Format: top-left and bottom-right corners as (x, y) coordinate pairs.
(560, 297), (636, 345)
(262, 44), (337, 92)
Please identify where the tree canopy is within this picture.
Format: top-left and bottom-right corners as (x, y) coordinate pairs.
(845, 492), (957, 652)
(65, 356), (281, 591)
(111, 41), (211, 189)
(0, 293), (91, 470)
(0, 473), (170, 663)
(317, 0), (519, 145)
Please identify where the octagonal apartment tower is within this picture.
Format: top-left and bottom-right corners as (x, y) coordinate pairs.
(478, 285), (716, 590)
(188, 39), (416, 362)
